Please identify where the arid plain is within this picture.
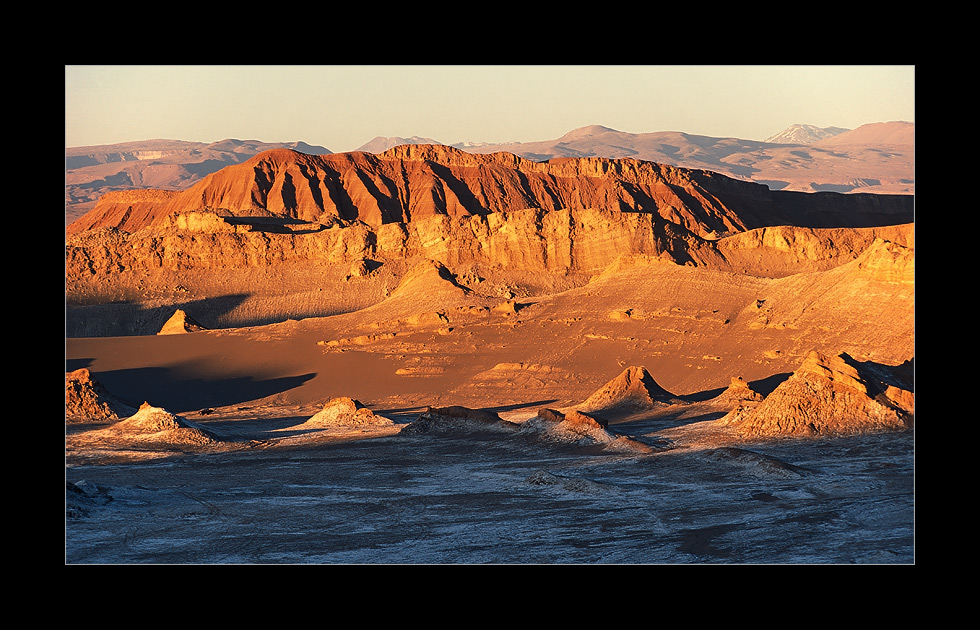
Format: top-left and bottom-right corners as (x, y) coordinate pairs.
(65, 123), (915, 564)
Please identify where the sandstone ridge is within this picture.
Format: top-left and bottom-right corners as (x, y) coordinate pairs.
(67, 146), (914, 239)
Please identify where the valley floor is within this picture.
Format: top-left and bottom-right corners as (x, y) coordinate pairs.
(65, 230), (915, 564)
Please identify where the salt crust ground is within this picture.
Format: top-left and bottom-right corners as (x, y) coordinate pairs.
(66, 386), (914, 564)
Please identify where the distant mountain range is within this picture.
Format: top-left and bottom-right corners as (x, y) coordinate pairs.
(762, 124), (851, 144)
(65, 122), (914, 226)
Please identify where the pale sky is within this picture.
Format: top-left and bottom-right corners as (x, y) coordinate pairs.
(65, 65), (915, 153)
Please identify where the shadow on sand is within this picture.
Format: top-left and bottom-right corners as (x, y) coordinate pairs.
(680, 372), (793, 403)
(70, 365), (316, 414)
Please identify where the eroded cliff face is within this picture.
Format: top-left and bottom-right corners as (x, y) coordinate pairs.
(66, 206), (916, 284)
(66, 207), (699, 280)
(66, 145), (915, 240)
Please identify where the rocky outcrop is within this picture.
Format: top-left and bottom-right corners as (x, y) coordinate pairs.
(519, 408), (655, 453)
(401, 406), (518, 435)
(302, 397), (394, 429)
(65, 206), (707, 280)
(706, 377), (765, 414)
(711, 224), (914, 278)
(700, 447), (811, 479)
(65, 368), (137, 423)
(724, 351), (914, 438)
(387, 259), (467, 300)
(850, 237), (915, 284)
(68, 189), (181, 234)
(107, 402), (220, 445)
(576, 366), (683, 413)
(158, 309), (208, 335)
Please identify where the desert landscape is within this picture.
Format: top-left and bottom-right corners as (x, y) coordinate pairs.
(65, 122), (914, 564)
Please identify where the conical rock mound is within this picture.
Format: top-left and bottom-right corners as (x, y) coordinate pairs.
(707, 376), (765, 416)
(576, 366), (681, 413)
(110, 402), (220, 445)
(725, 351), (913, 438)
(389, 259), (467, 301)
(302, 397), (394, 429)
(65, 368), (137, 423)
(158, 309), (208, 335)
(519, 408), (654, 453)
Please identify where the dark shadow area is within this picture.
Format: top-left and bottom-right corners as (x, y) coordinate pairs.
(770, 190), (914, 229)
(182, 159), (238, 178)
(316, 164), (360, 222)
(66, 357), (95, 372)
(515, 171), (563, 211)
(200, 413), (314, 436)
(76, 172), (134, 190)
(840, 354), (914, 394)
(296, 162), (326, 211)
(484, 400), (559, 413)
(748, 372), (793, 396)
(349, 169), (404, 223)
(677, 376), (791, 405)
(359, 259), (384, 274)
(85, 366), (317, 414)
(724, 164), (760, 178)
(223, 216), (325, 234)
(426, 162), (492, 217)
(66, 293), (362, 338)
(66, 294), (253, 338)
(65, 155), (102, 169)
(810, 183), (858, 193)
(676, 523), (741, 558)
(756, 180), (790, 191)
(681, 386), (727, 403)
(279, 171), (298, 211)
(376, 407), (429, 424)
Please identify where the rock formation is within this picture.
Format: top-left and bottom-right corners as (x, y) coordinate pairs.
(724, 351), (914, 438)
(302, 397), (394, 429)
(706, 377), (765, 413)
(158, 309), (208, 335)
(65, 368), (137, 423)
(576, 366), (683, 413)
(107, 402), (220, 445)
(401, 406), (518, 435)
(519, 407), (655, 453)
